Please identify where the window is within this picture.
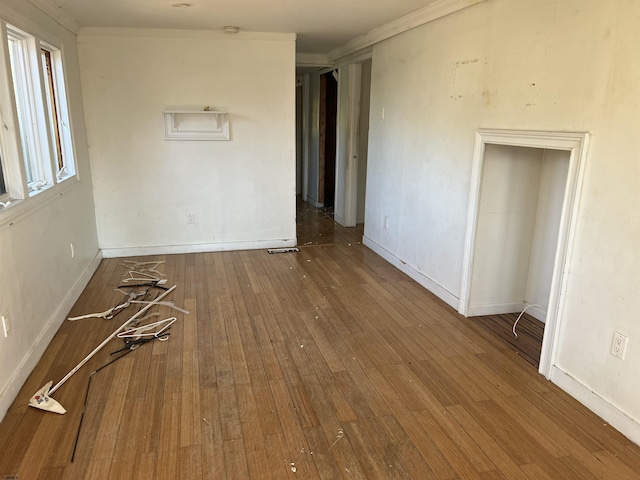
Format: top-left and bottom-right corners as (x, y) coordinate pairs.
(7, 30), (48, 191)
(41, 46), (75, 181)
(0, 21), (76, 208)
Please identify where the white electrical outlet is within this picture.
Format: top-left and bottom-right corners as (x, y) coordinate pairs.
(70, 242), (75, 258)
(611, 331), (628, 359)
(1, 312), (9, 338)
(384, 216), (389, 229)
(186, 212), (195, 224)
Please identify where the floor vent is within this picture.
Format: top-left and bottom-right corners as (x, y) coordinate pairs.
(267, 247), (300, 254)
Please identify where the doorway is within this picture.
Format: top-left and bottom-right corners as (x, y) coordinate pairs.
(296, 59), (372, 246)
(319, 71), (338, 208)
(459, 130), (590, 377)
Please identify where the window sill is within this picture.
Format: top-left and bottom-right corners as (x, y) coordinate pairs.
(0, 177), (80, 228)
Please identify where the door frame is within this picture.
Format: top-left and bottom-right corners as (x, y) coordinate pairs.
(458, 129), (590, 378)
(333, 52), (372, 227)
(318, 73), (327, 205)
(343, 63), (362, 227)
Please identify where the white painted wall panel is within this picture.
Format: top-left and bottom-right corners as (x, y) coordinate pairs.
(469, 144), (542, 310)
(525, 149), (569, 318)
(78, 31), (296, 254)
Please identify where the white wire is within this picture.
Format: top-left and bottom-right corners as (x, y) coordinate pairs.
(512, 304), (540, 339)
(68, 289), (143, 321)
(129, 300), (190, 315)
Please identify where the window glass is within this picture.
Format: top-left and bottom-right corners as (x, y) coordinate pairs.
(41, 48), (64, 174)
(41, 46), (74, 180)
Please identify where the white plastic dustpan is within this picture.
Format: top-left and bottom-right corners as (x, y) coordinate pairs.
(29, 381), (66, 414)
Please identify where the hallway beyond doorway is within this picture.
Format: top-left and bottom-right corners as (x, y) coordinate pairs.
(296, 196), (363, 246)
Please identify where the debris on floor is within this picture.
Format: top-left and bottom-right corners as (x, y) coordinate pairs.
(29, 260), (189, 416)
(328, 427), (345, 450)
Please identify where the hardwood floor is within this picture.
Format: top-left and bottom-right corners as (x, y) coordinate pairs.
(296, 196), (364, 246)
(472, 313), (544, 368)
(1, 225), (639, 478)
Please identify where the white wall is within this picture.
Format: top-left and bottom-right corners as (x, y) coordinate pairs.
(468, 145), (568, 321)
(364, 0), (640, 441)
(78, 29), (296, 256)
(525, 149), (569, 318)
(469, 144), (542, 312)
(0, 0), (99, 420)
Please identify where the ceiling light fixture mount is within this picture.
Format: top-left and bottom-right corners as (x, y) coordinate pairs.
(169, 2), (192, 7)
(223, 26), (240, 34)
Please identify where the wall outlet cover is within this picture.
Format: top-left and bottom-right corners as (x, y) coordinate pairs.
(611, 331), (628, 359)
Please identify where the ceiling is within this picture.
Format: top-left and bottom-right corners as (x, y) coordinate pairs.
(33, 0), (439, 54)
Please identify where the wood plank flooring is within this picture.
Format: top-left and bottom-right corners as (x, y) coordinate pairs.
(1, 231), (639, 477)
(472, 313), (544, 368)
(296, 196), (364, 246)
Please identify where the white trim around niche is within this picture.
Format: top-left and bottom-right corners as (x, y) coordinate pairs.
(458, 129), (590, 380)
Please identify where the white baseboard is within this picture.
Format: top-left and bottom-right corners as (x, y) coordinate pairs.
(0, 250), (102, 421)
(306, 198), (324, 208)
(101, 238), (297, 258)
(334, 213), (347, 227)
(550, 366), (640, 447)
(526, 304), (547, 323)
(363, 235), (459, 309)
(467, 302), (525, 317)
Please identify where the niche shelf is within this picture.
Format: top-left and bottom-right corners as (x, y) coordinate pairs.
(163, 109), (230, 141)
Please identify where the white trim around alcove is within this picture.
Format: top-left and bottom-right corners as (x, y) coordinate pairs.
(458, 129), (590, 380)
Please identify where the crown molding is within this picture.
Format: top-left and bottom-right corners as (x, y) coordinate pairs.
(26, 0), (81, 33)
(79, 27), (295, 42)
(331, 47), (372, 68)
(327, 0), (487, 62)
(295, 53), (331, 68)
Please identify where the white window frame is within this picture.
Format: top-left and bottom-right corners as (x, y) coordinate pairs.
(41, 42), (76, 181)
(0, 17), (78, 220)
(7, 28), (53, 193)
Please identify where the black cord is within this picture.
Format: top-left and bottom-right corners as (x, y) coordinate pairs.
(70, 348), (135, 462)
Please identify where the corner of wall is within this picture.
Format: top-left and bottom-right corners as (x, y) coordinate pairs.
(363, 235), (459, 309)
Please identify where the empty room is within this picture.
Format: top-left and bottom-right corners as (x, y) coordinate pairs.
(0, 0), (639, 478)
